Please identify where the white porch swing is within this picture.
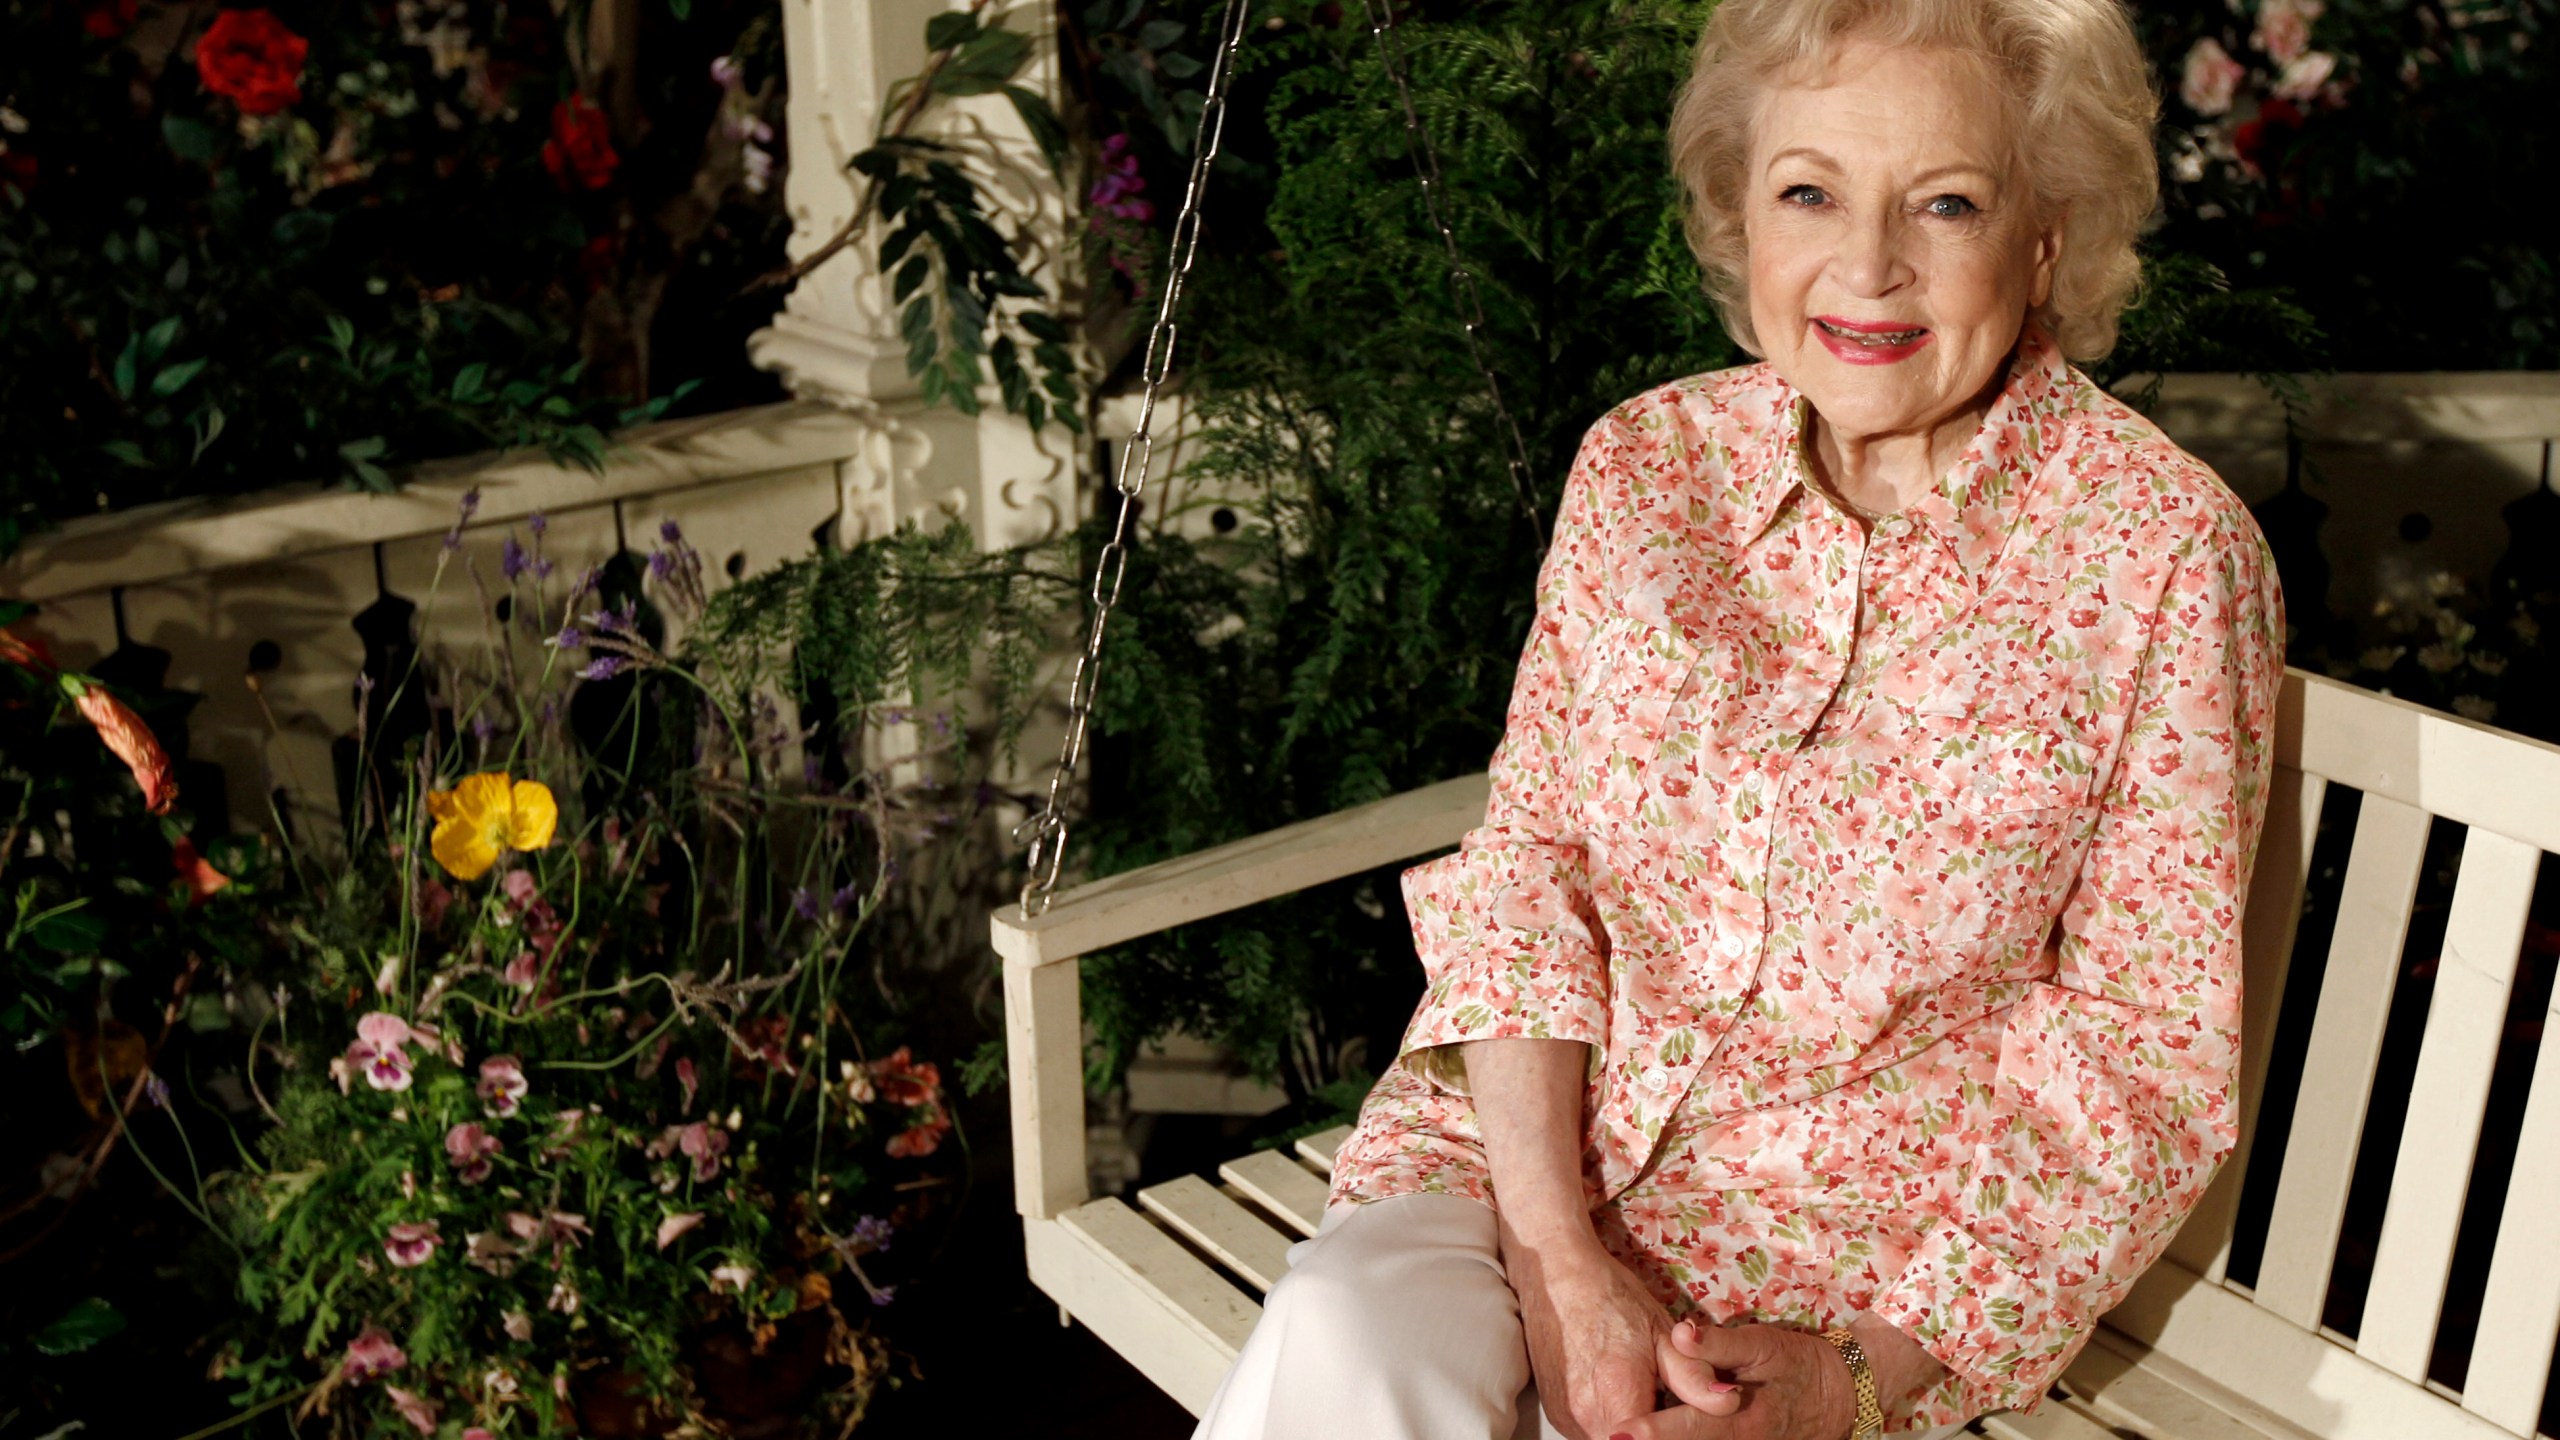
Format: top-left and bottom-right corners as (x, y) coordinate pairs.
(990, 2), (2560, 1436)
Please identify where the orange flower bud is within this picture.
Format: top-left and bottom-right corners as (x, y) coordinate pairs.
(0, 625), (55, 671)
(73, 682), (179, 814)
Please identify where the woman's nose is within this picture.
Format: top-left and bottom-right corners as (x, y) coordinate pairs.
(1833, 211), (1912, 298)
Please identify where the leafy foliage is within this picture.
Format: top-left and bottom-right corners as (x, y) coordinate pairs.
(0, 0), (791, 558)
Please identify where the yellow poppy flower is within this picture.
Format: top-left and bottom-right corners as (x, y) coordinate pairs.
(425, 772), (559, 881)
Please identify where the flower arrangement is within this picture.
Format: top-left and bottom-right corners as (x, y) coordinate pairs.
(201, 499), (1057, 1438)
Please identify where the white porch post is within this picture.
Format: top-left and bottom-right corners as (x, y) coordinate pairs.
(752, 0), (1082, 555)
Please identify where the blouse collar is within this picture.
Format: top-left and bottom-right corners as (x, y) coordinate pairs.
(1731, 324), (2083, 582)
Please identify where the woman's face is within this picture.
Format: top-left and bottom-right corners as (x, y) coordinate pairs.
(1743, 38), (2060, 446)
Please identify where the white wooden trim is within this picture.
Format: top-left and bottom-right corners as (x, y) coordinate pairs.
(2357, 828), (2539, 1382)
(2250, 792), (2433, 1327)
(1138, 1174), (1298, 1293)
(2064, 1327), (2325, 1440)
(2172, 765), (2325, 1281)
(1217, 1149), (1331, 1237)
(2461, 966), (2560, 1434)
(2, 401), (878, 601)
(2284, 672), (2560, 855)
(990, 773), (1489, 969)
(1006, 957), (1088, 1220)
(2109, 1260), (2515, 1440)
(2137, 371), (2560, 446)
(1024, 1205), (1255, 1416)
(1294, 1124), (1354, 1170)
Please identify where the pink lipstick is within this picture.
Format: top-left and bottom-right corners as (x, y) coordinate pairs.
(1811, 315), (1932, 365)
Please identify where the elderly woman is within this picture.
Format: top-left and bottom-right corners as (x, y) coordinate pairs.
(1194, 1), (2284, 1438)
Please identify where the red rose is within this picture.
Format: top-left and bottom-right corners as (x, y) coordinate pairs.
(83, 0), (138, 39)
(196, 8), (309, 117)
(541, 94), (618, 191)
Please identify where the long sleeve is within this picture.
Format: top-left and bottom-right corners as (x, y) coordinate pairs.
(1869, 506), (2288, 1412)
(1394, 416), (1629, 1080)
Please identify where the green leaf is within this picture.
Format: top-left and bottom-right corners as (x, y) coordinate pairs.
(190, 406), (227, 465)
(142, 317), (182, 363)
(162, 115), (220, 163)
(667, 0), (689, 15)
(100, 440), (151, 468)
(1002, 85), (1070, 180)
(111, 336), (139, 399)
(893, 254), (931, 303)
(1158, 49), (1203, 80)
(878, 225), (922, 271)
(151, 358), (208, 398)
(925, 9), (981, 50)
(29, 908), (105, 955)
(1018, 311), (1070, 345)
(31, 1298), (126, 1356)
(451, 362), (489, 402)
(324, 314), (356, 356)
(1134, 18), (1185, 49)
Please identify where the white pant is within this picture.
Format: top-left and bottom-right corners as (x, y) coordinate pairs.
(1191, 1192), (1567, 1440)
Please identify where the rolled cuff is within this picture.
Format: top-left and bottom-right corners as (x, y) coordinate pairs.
(1868, 1213), (2088, 1417)
(1394, 843), (1611, 1083)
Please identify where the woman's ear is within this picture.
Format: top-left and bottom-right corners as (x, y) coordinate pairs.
(2028, 207), (2067, 310)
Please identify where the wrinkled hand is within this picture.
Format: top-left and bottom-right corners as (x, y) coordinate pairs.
(1506, 1235), (1674, 1440)
(1606, 1318), (1856, 1440)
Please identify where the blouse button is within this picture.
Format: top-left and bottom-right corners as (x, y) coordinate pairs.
(1641, 1068), (1671, 1093)
(1878, 515), (1914, 538)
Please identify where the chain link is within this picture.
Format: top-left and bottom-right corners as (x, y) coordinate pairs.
(1014, 0), (1257, 918)
(1360, 0), (1541, 526)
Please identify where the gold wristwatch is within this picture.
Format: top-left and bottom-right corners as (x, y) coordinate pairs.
(1818, 1326), (1885, 1440)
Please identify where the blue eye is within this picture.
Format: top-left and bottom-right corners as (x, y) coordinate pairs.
(1780, 184), (1828, 207)
(1926, 193), (1979, 218)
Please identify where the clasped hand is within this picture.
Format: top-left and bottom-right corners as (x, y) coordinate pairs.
(1510, 1235), (1859, 1440)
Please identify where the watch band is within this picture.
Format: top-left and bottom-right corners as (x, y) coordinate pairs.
(1818, 1326), (1886, 1440)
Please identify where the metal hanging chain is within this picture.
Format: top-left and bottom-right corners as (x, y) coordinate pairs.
(1359, 0), (1541, 527)
(1014, 0), (1257, 919)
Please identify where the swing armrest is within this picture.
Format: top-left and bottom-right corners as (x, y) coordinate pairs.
(992, 771), (1489, 1219)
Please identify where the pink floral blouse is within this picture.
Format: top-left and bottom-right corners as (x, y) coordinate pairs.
(1328, 327), (2286, 1428)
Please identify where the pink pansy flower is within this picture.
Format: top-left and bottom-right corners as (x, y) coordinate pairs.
(384, 1220), (441, 1268)
(501, 867), (541, 909)
(505, 1208), (592, 1256)
(356, 1012), (417, 1050)
(709, 1262), (754, 1293)
(502, 1309), (533, 1341)
(477, 1054), (529, 1117)
(383, 1385), (439, 1435)
(465, 1229), (520, 1276)
(2179, 36), (2246, 116)
(444, 1122), (502, 1184)
(504, 950), (540, 989)
(655, 1211), (705, 1251)
(343, 1326), (406, 1382)
(676, 1056), (698, 1112)
(354, 1041), (414, 1092)
(676, 1121), (728, 1182)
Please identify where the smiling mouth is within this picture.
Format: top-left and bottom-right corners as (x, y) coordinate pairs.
(1814, 318), (1928, 347)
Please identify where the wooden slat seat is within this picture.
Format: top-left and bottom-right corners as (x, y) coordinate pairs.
(995, 670), (2560, 1438)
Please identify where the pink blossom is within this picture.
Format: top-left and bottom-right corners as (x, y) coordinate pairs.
(676, 1056), (698, 1112)
(1085, 132), (1153, 225)
(356, 1012), (418, 1051)
(505, 1209), (592, 1256)
(656, 1211), (705, 1251)
(342, 1326), (406, 1382)
(465, 1229), (520, 1276)
(384, 1220), (441, 1268)
(709, 1262), (754, 1293)
(2271, 49), (2337, 103)
(444, 1122), (502, 1184)
(383, 1385), (440, 1435)
(501, 867), (541, 909)
(353, 1041), (414, 1093)
(2180, 36), (2246, 116)
(504, 951), (540, 989)
(502, 1309), (533, 1341)
(676, 1121), (729, 1182)
(2253, 0), (2322, 65)
(477, 1054), (529, 1117)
